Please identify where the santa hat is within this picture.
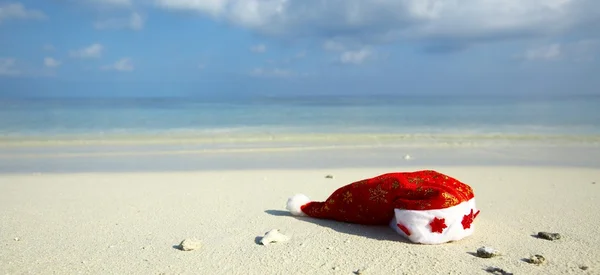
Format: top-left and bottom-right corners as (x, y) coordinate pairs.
(286, 170), (480, 245)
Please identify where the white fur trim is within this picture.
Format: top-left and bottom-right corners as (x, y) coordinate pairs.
(390, 198), (478, 245)
(286, 194), (311, 216)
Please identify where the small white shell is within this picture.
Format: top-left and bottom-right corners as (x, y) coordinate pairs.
(260, 229), (290, 246)
(178, 238), (201, 251)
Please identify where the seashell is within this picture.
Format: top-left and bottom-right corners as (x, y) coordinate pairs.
(260, 229), (290, 246)
(354, 268), (367, 274)
(178, 238), (201, 251)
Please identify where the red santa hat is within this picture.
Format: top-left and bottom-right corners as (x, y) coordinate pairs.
(286, 170), (480, 245)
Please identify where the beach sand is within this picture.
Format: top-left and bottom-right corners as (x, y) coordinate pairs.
(1, 161), (599, 274)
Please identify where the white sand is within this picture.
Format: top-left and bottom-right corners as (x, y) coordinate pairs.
(1, 166), (599, 274)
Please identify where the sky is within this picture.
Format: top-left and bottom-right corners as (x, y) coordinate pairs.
(0, 0), (599, 98)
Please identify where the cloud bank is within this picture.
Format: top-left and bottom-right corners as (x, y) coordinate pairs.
(44, 57), (62, 68)
(102, 58), (134, 71)
(0, 2), (46, 23)
(70, 44), (104, 59)
(154, 0), (600, 47)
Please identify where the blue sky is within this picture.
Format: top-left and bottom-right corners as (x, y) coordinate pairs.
(0, 0), (599, 97)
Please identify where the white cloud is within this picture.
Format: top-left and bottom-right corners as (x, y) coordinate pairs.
(113, 58), (134, 71)
(250, 44), (267, 53)
(44, 57), (61, 68)
(250, 67), (292, 77)
(155, 0), (600, 47)
(0, 57), (58, 77)
(94, 12), (144, 31)
(0, 2), (46, 23)
(157, 0), (224, 15)
(524, 44), (562, 61)
(0, 58), (20, 76)
(102, 58), (134, 71)
(129, 12), (144, 29)
(70, 43), (104, 59)
(340, 48), (372, 65)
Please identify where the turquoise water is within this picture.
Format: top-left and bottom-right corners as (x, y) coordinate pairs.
(1, 95), (599, 143)
(2, 94), (599, 173)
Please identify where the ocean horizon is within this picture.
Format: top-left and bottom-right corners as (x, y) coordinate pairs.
(1, 94), (599, 148)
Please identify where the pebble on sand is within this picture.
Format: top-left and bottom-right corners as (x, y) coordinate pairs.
(259, 229), (290, 246)
(525, 254), (546, 265)
(537, 232), (561, 241)
(476, 246), (501, 258)
(325, 175), (334, 179)
(177, 239), (201, 251)
(13, 237), (20, 241)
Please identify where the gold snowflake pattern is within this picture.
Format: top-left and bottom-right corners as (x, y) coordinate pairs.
(423, 188), (435, 196)
(407, 177), (425, 185)
(343, 191), (353, 203)
(369, 185), (388, 203)
(464, 186), (474, 196)
(442, 192), (459, 207)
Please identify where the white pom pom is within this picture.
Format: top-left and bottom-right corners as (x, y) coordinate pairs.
(286, 194), (311, 216)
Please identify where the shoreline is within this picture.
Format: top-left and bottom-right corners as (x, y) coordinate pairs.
(1, 144), (599, 173)
(2, 132), (600, 147)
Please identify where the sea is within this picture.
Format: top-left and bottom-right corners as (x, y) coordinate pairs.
(1, 94), (599, 172)
(1, 94), (600, 148)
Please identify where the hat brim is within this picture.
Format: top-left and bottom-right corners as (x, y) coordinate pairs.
(391, 198), (478, 244)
